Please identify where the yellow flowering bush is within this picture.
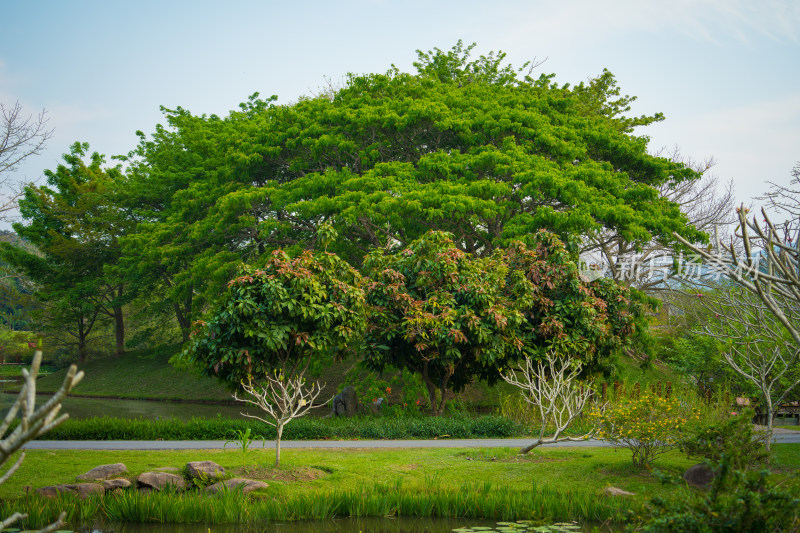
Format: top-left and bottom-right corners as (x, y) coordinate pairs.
(590, 391), (696, 467)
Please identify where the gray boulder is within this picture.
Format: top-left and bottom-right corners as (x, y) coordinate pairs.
(137, 471), (186, 491)
(186, 460), (225, 481)
(330, 385), (358, 417)
(36, 483), (104, 500)
(204, 478), (269, 494)
(683, 463), (715, 489)
(102, 478), (132, 491)
(76, 463), (127, 481)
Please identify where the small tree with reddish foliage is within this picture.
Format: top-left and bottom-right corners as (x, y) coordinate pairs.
(178, 246), (367, 392)
(504, 231), (646, 375)
(362, 230), (644, 415)
(363, 231), (518, 415)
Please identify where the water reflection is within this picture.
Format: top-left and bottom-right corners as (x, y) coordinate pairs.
(68, 517), (611, 533)
(0, 394), (261, 420)
(76, 517), (501, 533)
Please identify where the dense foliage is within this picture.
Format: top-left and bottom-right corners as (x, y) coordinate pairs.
(2, 42), (702, 373)
(178, 246), (367, 390)
(363, 230), (645, 414)
(0, 143), (131, 360)
(109, 41), (701, 335)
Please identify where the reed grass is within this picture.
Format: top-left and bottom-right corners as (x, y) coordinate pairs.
(0, 479), (633, 529)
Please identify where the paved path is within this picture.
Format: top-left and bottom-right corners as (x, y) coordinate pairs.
(23, 432), (800, 450)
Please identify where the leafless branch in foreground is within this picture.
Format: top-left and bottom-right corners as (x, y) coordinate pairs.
(234, 372), (327, 467)
(501, 351), (599, 454)
(0, 348), (83, 532)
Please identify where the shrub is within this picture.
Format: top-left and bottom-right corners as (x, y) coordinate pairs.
(592, 391), (693, 467)
(679, 409), (770, 469)
(639, 455), (800, 532)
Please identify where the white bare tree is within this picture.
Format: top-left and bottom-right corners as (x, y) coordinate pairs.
(1, 348), (83, 532)
(0, 101), (53, 221)
(693, 289), (799, 452)
(233, 372), (326, 467)
(673, 164), (800, 451)
(501, 351), (599, 454)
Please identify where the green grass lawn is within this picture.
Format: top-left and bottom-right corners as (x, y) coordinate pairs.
(2, 444), (798, 528)
(5, 444), (799, 502)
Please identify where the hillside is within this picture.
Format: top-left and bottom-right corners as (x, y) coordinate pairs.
(32, 344), (682, 408)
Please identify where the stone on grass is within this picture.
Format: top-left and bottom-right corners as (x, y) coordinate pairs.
(76, 463), (127, 481)
(683, 463), (715, 489)
(204, 478), (269, 494)
(103, 478), (132, 491)
(604, 486), (636, 497)
(137, 472), (186, 491)
(186, 460), (225, 481)
(36, 483), (104, 500)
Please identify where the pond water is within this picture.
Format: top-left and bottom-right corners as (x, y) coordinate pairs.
(64, 517), (610, 533)
(0, 394), (263, 421)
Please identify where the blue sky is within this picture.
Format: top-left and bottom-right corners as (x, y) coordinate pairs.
(2, 0), (798, 221)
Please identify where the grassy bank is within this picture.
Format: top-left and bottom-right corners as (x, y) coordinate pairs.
(3, 445), (798, 529)
(32, 344), (680, 410)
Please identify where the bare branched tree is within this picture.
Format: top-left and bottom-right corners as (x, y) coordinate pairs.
(501, 351), (598, 454)
(1, 348), (83, 532)
(233, 372), (326, 467)
(685, 287), (799, 452)
(583, 149), (736, 294)
(0, 101), (53, 220)
(673, 163), (800, 450)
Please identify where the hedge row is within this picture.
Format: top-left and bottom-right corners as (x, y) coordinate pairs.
(39, 414), (527, 441)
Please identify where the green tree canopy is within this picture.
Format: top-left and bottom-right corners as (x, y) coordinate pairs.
(119, 42), (704, 325)
(0, 142), (131, 360)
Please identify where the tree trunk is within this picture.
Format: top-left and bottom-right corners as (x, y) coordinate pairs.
(113, 305), (125, 357)
(78, 339), (88, 364)
(765, 401), (774, 455)
(173, 300), (192, 343)
(275, 424), (283, 467)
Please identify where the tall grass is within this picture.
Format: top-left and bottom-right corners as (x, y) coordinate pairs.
(0, 480), (634, 529)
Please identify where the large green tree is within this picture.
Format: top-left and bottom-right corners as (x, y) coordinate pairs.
(119, 42), (704, 323)
(0, 143), (131, 360)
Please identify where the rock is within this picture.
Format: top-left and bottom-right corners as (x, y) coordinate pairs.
(137, 472), (186, 491)
(684, 463), (715, 489)
(36, 483), (104, 499)
(76, 463), (127, 481)
(604, 486), (636, 496)
(330, 385), (358, 417)
(186, 461), (225, 481)
(35, 485), (64, 498)
(103, 478), (132, 491)
(204, 478), (269, 494)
